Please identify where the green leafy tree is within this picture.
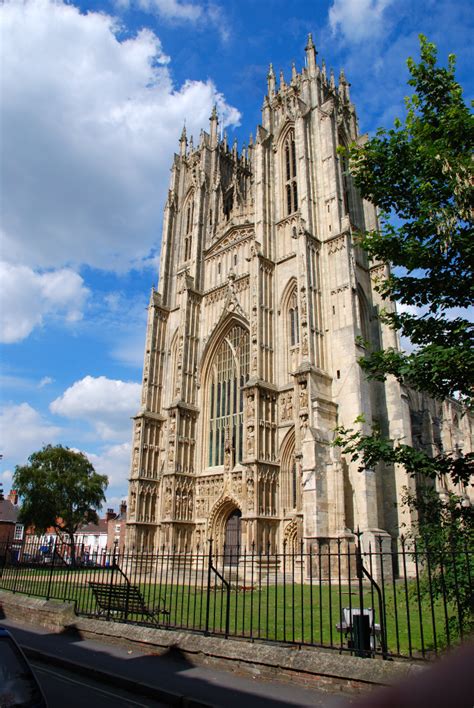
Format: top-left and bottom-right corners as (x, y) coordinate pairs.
(334, 37), (473, 635)
(335, 35), (473, 485)
(14, 445), (107, 565)
(345, 35), (473, 412)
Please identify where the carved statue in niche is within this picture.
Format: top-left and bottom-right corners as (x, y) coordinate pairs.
(247, 392), (255, 419)
(301, 328), (309, 356)
(164, 485), (173, 516)
(168, 443), (175, 464)
(132, 448), (139, 473)
(247, 475), (255, 512)
(129, 489), (137, 515)
(224, 428), (233, 470)
(300, 286), (308, 321)
(299, 381), (308, 409)
(247, 424), (255, 456)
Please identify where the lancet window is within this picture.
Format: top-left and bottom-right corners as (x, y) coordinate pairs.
(281, 436), (300, 514)
(207, 326), (249, 467)
(283, 130), (298, 215)
(288, 290), (299, 346)
(183, 193), (194, 261)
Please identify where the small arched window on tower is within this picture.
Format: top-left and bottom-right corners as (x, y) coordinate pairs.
(288, 290), (299, 346)
(283, 130), (298, 215)
(183, 194), (194, 261)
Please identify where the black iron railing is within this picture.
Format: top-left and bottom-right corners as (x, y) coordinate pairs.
(0, 535), (471, 660)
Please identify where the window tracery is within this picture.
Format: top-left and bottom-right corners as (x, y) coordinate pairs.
(283, 130), (298, 215)
(207, 325), (249, 468)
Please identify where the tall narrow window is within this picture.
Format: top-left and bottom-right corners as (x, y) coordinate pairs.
(284, 130), (298, 215)
(288, 290), (299, 346)
(183, 196), (194, 261)
(207, 326), (249, 467)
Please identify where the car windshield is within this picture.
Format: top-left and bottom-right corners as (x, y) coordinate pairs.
(0, 636), (43, 707)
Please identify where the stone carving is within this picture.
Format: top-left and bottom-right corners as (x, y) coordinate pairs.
(281, 392), (294, 421)
(299, 380), (308, 409)
(246, 474), (255, 512)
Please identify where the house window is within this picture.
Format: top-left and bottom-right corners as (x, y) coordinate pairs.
(208, 326), (249, 467)
(283, 130), (298, 215)
(14, 524), (24, 541)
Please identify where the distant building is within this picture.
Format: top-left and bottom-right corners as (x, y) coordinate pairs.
(0, 490), (23, 545)
(107, 501), (127, 552)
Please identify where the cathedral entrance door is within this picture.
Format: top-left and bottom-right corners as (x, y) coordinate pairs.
(224, 509), (241, 565)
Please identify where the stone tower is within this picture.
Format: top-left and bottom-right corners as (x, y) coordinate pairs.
(126, 36), (470, 554)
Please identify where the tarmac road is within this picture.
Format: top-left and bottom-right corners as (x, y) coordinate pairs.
(31, 660), (166, 708)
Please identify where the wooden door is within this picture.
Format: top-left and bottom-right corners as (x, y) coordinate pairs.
(224, 510), (241, 565)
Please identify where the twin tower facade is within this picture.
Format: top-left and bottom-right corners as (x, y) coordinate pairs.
(126, 36), (469, 554)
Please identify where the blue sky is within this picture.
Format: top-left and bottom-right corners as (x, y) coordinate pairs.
(1, 0), (473, 511)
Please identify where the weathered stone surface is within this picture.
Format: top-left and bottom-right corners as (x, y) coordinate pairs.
(125, 36), (473, 558)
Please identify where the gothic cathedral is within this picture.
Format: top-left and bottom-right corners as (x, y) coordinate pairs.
(126, 36), (471, 554)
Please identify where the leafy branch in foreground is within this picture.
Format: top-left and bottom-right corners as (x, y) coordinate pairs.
(333, 421), (474, 487)
(344, 35), (474, 410)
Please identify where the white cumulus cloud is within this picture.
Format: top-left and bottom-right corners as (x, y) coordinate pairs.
(0, 403), (61, 461)
(0, 0), (240, 274)
(86, 442), (132, 492)
(50, 375), (141, 440)
(0, 262), (89, 343)
(329, 0), (394, 43)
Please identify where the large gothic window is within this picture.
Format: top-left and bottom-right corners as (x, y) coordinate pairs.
(281, 434), (300, 514)
(208, 326), (249, 467)
(283, 130), (298, 215)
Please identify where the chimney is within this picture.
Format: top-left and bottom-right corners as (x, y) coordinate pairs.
(120, 501), (127, 516)
(106, 508), (115, 521)
(7, 490), (18, 506)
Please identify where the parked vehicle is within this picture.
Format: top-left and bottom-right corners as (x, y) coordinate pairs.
(0, 628), (47, 707)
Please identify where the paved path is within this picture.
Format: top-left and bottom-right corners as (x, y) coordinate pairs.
(1, 618), (354, 707)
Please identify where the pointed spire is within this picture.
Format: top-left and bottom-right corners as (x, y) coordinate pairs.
(279, 69), (286, 89)
(249, 132), (254, 147)
(179, 124), (187, 157)
(339, 68), (350, 102)
(189, 134), (194, 152)
(223, 131), (228, 151)
(267, 63), (276, 97)
(321, 59), (327, 83)
(209, 104), (218, 147)
(232, 136), (238, 158)
(291, 62), (297, 83)
(305, 32), (317, 76)
(330, 68), (336, 90)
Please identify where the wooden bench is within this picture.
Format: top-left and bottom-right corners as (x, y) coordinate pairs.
(88, 581), (169, 625)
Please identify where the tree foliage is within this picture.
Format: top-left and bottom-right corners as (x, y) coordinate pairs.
(335, 38), (473, 628)
(14, 445), (107, 562)
(346, 35), (473, 408)
(335, 37), (473, 484)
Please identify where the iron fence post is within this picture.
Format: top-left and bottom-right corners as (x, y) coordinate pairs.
(46, 539), (56, 601)
(205, 539), (213, 635)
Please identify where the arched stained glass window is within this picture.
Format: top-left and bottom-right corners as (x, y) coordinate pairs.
(283, 130), (298, 215)
(208, 326), (249, 467)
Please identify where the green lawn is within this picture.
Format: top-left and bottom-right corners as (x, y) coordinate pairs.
(0, 564), (465, 658)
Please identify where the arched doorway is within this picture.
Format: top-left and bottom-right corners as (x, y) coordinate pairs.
(224, 509), (241, 565)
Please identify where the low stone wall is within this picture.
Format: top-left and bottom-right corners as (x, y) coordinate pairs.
(0, 590), (424, 694)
